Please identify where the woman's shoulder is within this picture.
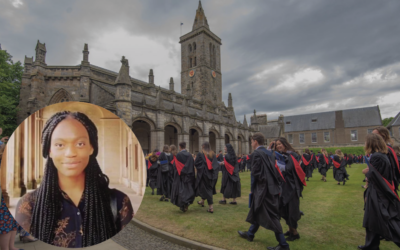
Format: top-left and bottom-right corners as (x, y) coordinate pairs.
(19, 189), (39, 205)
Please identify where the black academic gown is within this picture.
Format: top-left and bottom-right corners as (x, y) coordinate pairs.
(170, 150), (196, 208)
(387, 144), (400, 191)
(301, 153), (313, 178)
(317, 154), (329, 177)
(194, 152), (219, 203)
(157, 152), (173, 198)
(280, 152), (306, 229)
(247, 154), (252, 171)
(332, 155), (349, 182)
(246, 147), (284, 233)
(148, 155), (159, 192)
(363, 152), (400, 244)
(220, 155), (241, 199)
(347, 155), (353, 165)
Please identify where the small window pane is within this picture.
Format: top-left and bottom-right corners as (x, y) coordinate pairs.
(311, 119), (317, 123)
(286, 121), (291, 125)
(312, 133), (317, 143)
(288, 134), (293, 144)
(299, 133), (305, 144)
(324, 132), (330, 142)
(351, 130), (358, 141)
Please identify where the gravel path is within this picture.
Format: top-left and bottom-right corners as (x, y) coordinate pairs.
(112, 222), (193, 250)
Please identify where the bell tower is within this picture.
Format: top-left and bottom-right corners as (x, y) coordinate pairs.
(180, 1), (222, 106)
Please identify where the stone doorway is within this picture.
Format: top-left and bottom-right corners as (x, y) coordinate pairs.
(189, 129), (199, 154)
(164, 125), (178, 146)
(132, 120), (151, 155)
(209, 131), (216, 152)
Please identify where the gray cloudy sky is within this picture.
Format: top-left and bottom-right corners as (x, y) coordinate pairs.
(1, 0), (400, 121)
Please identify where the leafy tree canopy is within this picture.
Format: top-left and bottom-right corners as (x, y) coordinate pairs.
(0, 49), (23, 137)
(382, 117), (394, 127)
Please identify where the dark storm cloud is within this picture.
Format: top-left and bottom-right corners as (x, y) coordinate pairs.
(1, 0), (399, 120)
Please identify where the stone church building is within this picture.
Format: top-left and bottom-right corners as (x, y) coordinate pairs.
(17, 1), (275, 155)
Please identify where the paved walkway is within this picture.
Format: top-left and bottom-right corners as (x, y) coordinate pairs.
(14, 223), (193, 250)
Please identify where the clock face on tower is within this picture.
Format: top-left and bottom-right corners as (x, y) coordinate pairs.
(189, 70), (195, 78)
(211, 70), (216, 78)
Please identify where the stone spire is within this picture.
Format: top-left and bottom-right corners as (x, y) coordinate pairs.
(149, 69), (154, 85)
(192, 0), (209, 31)
(115, 56), (132, 128)
(34, 40), (47, 66)
(228, 93), (232, 108)
(82, 43), (89, 64)
(169, 77), (174, 91)
(243, 114), (248, 127)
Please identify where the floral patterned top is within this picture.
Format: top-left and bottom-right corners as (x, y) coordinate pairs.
(15, 188), (134, 248)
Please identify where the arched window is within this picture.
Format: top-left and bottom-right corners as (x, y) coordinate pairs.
(194, 57), (197, 67)
(48, 88), (73, 105)
(189, 44), (192, 52)
(190, 58), (192, 68)
(213, 45), (216, 69)
(193, 42), (196, 50)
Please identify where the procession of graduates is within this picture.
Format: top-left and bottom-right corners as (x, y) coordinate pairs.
(144, 125), (400, 250)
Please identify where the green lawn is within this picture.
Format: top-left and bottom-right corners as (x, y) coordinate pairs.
(135, 164), (397, 250)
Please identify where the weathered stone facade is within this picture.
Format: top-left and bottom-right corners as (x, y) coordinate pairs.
(17, 2), (265, 155)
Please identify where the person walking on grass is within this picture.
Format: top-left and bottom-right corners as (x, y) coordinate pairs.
(332, 149), (349, 185)
(238, 133), (290, 250)
(194, 142), (219, 213)
(358, 133), (400, 250)
(219, 143), (241, 205)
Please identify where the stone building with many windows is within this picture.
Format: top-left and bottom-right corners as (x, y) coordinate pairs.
(387, 112), (400, 144)
(283, 106), (383, 150)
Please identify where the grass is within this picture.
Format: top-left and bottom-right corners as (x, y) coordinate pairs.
(135, 164), (397, 250)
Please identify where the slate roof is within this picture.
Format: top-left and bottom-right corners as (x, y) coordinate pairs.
(90, 65), (149, 85)
(342, 106), (382, 128)
(259, 124), (281, 138)
(284, 111), (336, 132)
(387, 112), (400, 127)
(284, 106), (381, 132)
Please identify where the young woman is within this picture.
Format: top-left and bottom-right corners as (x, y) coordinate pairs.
(318, 149), (330, 182)
(301, 149), (313, 181)
(15, 111), (134, 248)
(358, 133), (400, 249)
(347, 153), (353, 168)
(332, 149), (349, 185)
(158, 145), (173, 202)
(148, 149), (160, 195)
(272, 137), (306, 241)
(219, 144), (241, 205)
(195, 142), (218, 213)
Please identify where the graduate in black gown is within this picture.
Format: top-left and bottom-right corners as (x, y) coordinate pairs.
(195, 141), (219, 213)
(358, 133), (400, 249)
(332, 149), (349, 185)
(373, 126), (400, 191)
(148, 149), (160, 195)
(238, 133), (290, 250)
(246, 153), (252, 172)
(318, 149), (330, 182)
(273, 137), (306, 242)
(158, 145), (174, 201)
(301, 149), (313, 181)
(170, 142), (196, 212)
(213, 150), (223, 194)
(219, 144), (241, 205)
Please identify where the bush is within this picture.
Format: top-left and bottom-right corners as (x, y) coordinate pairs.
(308, 146), (365, 155)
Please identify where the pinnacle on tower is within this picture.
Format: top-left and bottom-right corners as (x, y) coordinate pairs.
(243, 114), (248, 127)
(149, 69), (154, 85)
(169, 77), (174, 91)
(228, 93), (232, 107)
(192, 0), (209, 30)
(82, 43), (89, 63)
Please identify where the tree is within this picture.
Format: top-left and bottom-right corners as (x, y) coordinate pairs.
(382, 117), (394, 127)
(0, 49), (23, 137)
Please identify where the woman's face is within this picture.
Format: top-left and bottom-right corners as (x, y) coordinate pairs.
(276, 140), (285, 152)
(49, 117), (94, 179)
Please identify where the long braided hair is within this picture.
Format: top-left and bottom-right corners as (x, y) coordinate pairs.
(30, 111), (117, 246)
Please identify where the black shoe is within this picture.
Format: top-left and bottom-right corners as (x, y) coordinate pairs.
(164, 199), (169, 202)
(300, 211), (304, 216)
(159, 196), (165, 201)
(358, 246), (367, 249)
(219, 200), (227, 204)
(306, 178), (309, 181)
(267, 245), (290, 250)
(229, 202), (237, 205)
(151, 190), (154, 195)
(283, 231), (290, 236)
(237, 231), (253, 242)
(286, 233), (300, 241)
(363, 179), (366, 182)
(338, 183), (340, 185)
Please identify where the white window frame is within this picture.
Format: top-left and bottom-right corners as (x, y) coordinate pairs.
(288, 134), (293, 144)
(324, 131), (330, 143)
(351, 130), (358, 141)
(299, 133), (305, 144)
(311, 132), (317, 143)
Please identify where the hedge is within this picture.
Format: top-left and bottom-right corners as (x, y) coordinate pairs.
(306, 146), (365, 155)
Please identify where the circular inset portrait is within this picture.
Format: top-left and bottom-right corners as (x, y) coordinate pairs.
(0, 102), (146, 248)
